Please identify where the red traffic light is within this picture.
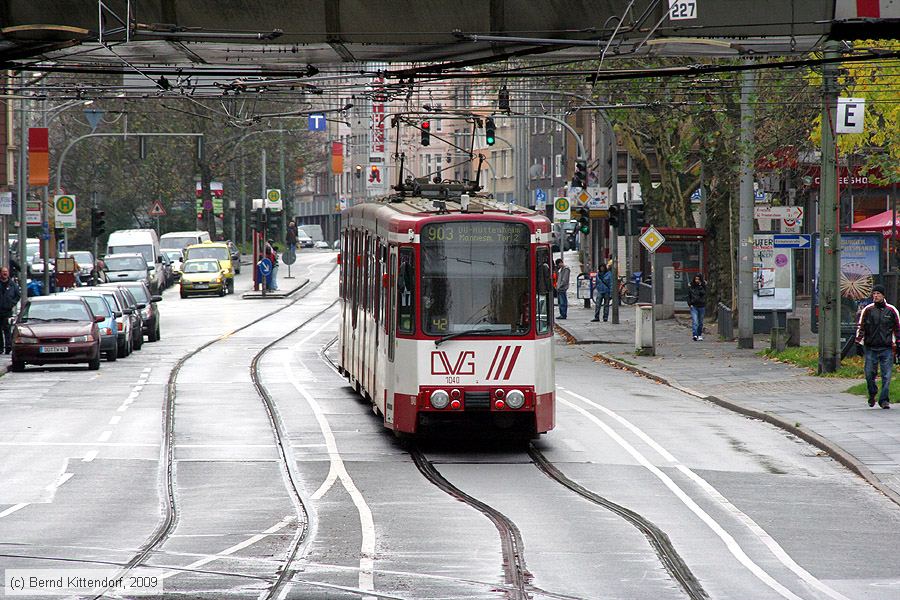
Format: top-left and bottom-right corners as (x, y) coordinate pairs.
(422, 121), (430, 130)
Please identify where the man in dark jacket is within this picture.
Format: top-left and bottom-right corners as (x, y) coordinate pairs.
(687, 274), (707, 341)
(856, 284), (900, 409)
(555, 258), (570, 319)
(0, 266), (21, 353)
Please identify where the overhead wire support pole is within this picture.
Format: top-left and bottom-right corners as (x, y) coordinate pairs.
(818, 40), (841, 373)
(737, 59), (756, 350)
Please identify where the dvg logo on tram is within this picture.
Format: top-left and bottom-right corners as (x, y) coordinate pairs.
(430, 346), (523, 380)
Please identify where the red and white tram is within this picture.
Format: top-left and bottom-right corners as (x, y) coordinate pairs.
(337, 189), (555, 435)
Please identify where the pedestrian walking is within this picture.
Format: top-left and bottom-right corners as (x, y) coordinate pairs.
(855, 284), (900, 409)
(591, 263), (612, 322)
(555, 258), (570, 320)
(687, 274), (707, 341)
(287, 220), (298, 253)
(0, 267), (22, 354)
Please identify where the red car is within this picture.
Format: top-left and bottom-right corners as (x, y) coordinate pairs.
(11, 296), (103, 371)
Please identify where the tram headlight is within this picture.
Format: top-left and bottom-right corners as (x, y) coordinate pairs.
(505, 389), (525, 410)
(430, 389), (450, 410)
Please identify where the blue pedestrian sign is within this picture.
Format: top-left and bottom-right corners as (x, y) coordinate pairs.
(308, 113), (327, 131)
(535, 189), (546, 202)
(773, 234), (811, 249)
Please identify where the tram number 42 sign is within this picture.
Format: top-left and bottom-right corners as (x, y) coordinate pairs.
(668, 0), (697, 20)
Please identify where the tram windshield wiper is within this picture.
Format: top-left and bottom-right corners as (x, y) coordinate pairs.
(434, 326), (508, 347)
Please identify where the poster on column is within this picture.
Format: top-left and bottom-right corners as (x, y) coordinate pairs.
(753, 234), (794, 311)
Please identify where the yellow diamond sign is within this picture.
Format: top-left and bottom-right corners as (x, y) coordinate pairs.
(639, 226), (665, 253)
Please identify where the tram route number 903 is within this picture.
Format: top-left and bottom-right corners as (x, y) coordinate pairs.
(426, 227), (453, 241)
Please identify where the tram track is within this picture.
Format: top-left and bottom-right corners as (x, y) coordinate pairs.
(527, 445), (709, 600)
(93, 261), (337, 599)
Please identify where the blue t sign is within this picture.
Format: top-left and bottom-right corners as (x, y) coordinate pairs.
(308, 113), (327, 131)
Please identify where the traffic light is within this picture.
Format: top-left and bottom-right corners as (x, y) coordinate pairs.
(630, 204), (646, 236)
(498, 85), (510, 112)
(485, 118), (496, 146)
(251, 207), (266, 233)
(578, 207), (590, 235)
(90, 207), (106, 238)
(266, 208), (283, 238)
(608, 204), (622, 230)
(572, 160), (587, 189)
(421, 121), (430, 146)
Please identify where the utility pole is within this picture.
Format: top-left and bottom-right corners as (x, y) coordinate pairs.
(737, 62), (756, 349)
(610, 125), (619, 325)
(818, 40), (841, 373)
(625, 152), (633, 278)
(16, 73), (27, 310)
(279, 131), (286, 242)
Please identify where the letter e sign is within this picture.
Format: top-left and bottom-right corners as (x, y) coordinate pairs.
(836, 98), (865, 134)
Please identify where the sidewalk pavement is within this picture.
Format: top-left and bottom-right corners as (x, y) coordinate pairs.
(555, 294), (900, 508)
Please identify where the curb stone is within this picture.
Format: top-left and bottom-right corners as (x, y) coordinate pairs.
(591, 348), (900, 509)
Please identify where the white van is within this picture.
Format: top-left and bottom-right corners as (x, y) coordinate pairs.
(106, 229), (162, 291)
(160, 230), (211, 251)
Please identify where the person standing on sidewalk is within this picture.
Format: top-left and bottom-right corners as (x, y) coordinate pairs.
(555, 258), (570, 320)
(592, 263), (612, 322)
(0, 267), (21, 353)
(687, 274), (707, 341)
(855, 284), (900, 409)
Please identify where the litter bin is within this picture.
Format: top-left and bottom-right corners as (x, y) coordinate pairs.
(717, 303), (734, 341)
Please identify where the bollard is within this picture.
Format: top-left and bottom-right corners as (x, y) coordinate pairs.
(786, 317), (800, 347)
(635, 304), (656, 356)
(770, 326), (786, 352)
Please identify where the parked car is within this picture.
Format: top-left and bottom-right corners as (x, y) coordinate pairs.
(93, 288), (133, 358)
(65, 290), (119, 361)
(103, 253), (154, 289)
(11, 296), (103, 371)
(180, 259), (228, 298)
(314, 240), (331, 249)
(106, 229), (163, 292)
(183, 242), (235, 294)
(158, 253), (174, 289)
(162, 249), (184, 281)
(116, 281), (162, 342)
(99, 284), (144, 353)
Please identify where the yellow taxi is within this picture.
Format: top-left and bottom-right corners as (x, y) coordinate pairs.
(179, 259), (228, 298)
(183, 241), (235, 294)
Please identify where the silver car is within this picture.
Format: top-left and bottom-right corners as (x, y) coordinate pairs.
(103, 253), (152, 287)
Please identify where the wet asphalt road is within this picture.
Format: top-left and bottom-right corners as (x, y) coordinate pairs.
(1, 252), (899, 600)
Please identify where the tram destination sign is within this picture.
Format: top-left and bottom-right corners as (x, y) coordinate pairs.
(422, 222), (529, 244)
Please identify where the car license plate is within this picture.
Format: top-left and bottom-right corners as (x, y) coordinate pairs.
(39, 346), (69, 353)
(194, 283), (209, 289)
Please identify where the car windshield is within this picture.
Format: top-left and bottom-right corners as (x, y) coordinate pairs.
(186, 246), (228, 261)
(100, 293), (121, 312)
(23, 301), (91, 322)
(79, 296), (111, 317)
(163, 250), (183, 261)
(108, 244), (153, 263)
(106, 257), (147, 271)
(161, 236), (197, 250)
(122, 285), (150, 303)
(184, 260), (219, 273)
(420, 221), (531, 335)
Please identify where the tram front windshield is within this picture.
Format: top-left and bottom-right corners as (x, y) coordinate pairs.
(421, 221), (531, 336)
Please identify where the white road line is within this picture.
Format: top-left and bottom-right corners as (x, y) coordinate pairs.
(0, 503), (29, 519)
(116, 405), (128, 413)
(142, 367), (151, 373)
(45, 472), (74, 492)
(108, 416), (121, 426)
(560, 388), (850, 600)
(0, 442), (157, 447)
(283, 314), (376, 596)
(161, 516), (294, 579)
(97, 430), (112, 443)
(82, 450), (98, 463)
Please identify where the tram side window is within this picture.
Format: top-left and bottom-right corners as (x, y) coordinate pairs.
(536, 247), (552, 334)
(397, 247), (415, 334)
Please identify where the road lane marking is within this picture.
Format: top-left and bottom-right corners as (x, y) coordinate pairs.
(282, 314), (376, 597)
(0, 503), (29, 519)
(45, 472), (74, 492)
(0, 442), (157, 447)
(108, 416), (121, 425)
(82, 450), (98, 463)
(97, 430), (112, 442)
(116, 405), (128, 413)
(160, 515), (294, 579)
(560, 388), (851, 600)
